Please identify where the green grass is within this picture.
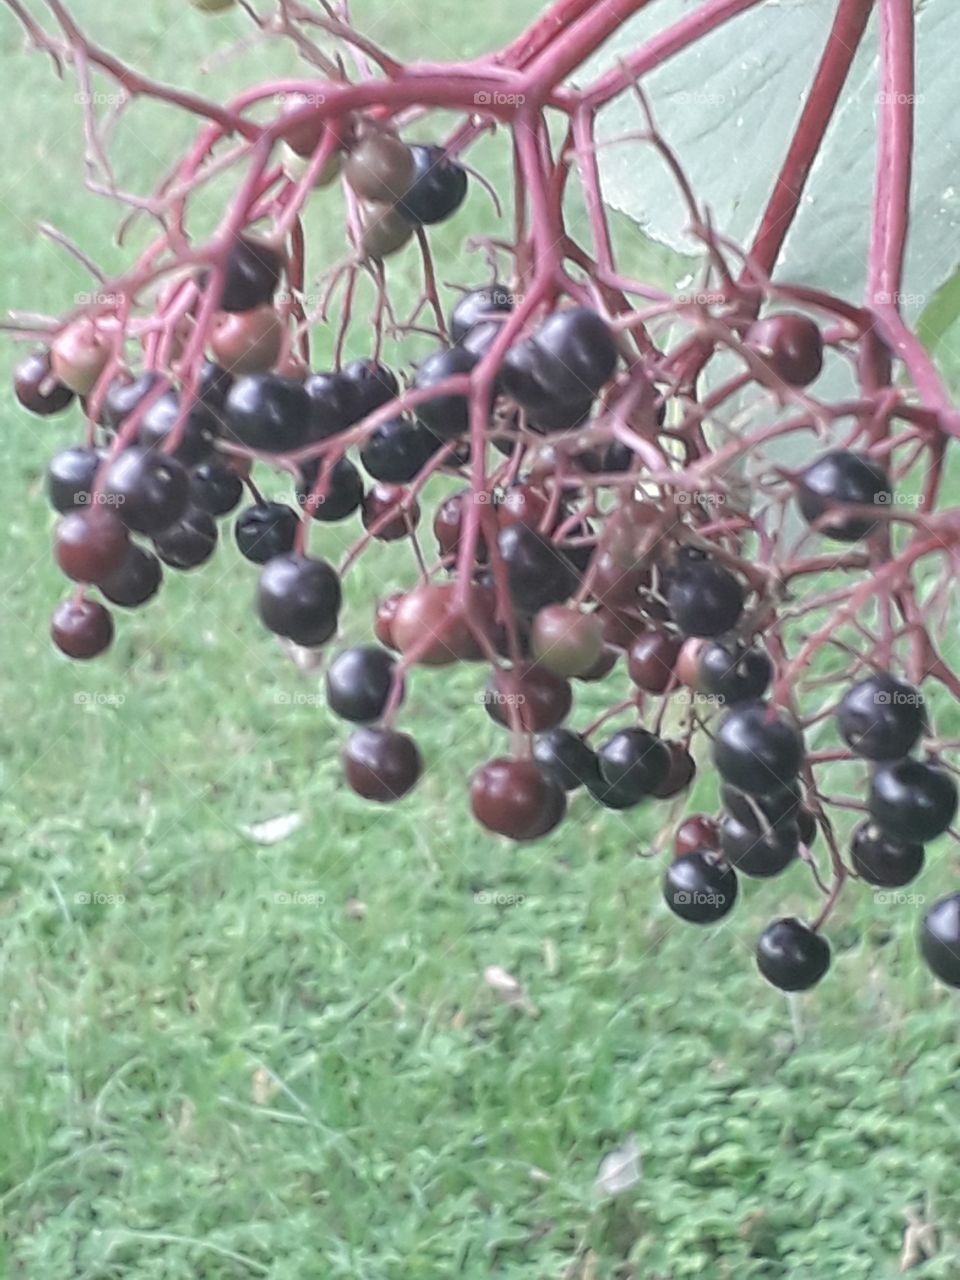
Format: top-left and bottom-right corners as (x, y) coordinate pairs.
(2, 3), (960, 1277)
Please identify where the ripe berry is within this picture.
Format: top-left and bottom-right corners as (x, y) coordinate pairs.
(532, 729), (601, 791)
(14, 350), (74, 415)
(50, 322), (110, 396)
(360, 417), (437, 483)
(721, 783), (803, 831)
(497, 483), (551, 531)
(530, 606), (604, 678)
(919, 895), (960, 987)
(51, 596), (114, 660)
(190, 459), (244, 516)
(344, 130), (415, 204)
(361, 483), (418, 541)
(433, 490), (486, 560)
(578, 645), (618, 683)
(746, 313), (823, 388)
(98, 544), (163, 608)
(99, 371), (161, 430)
(46, 446), (104, 513)
(198, 360), (234, 416)
(797, 450), (892, 542)
(153, 508), (218, 570)
(360, 203), (415, 260)
(663, 852), (738, 924)
(720, 816), (798, 878)
(449, 285), (512, 345)
(326, 646), (397, 723)
(343, 727), (422, 802)
(413, 344), (478, 440)
(103, 447), (190, 535)
(396, 144), (468, 225)
(850, 821), (924, 887)
(374, 593), (403, 651)
(391, 583), (480, 666)
(597, 728), (671, 804)
(626, 631), (681, 693)
(257, 553), (342, 647)
(667, 554), (744, 637)
(340, 360), (399, 422)
(498, 524), (577, 613)
(219, 235), (284, 313)
(470, 758), (566, 841)
(54, 509), (130, 583)
(532, 306), (619, 400)
(674, 815), (719, 857)
(234, 502), (299, 563)
(697, 642), (772, 705)
(868, 758), (957, 843)
(210, 305), (284, 375)
(501, 338), (594, 432)
(756, 918), (830, 991)
(298, 457), (364, 522)
(651, 742), (696, 798)
(837, 672), (924, 760)
(224, 374), (310, 453)
(304, 372), (352, 439)
(485, 665), (572, 732)
(139, 391), (219, 466)
(713, 702), (804, 795)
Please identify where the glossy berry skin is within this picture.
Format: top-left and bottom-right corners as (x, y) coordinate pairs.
(219, 235), (284, 313)
(14, 350), (74, 415)
(101, 371), (162, 429)
(325, 646), (397, 723)
(224, 375), (310, 453)
(449, 285), (512, 345)
(103, 447), (190, 536)
(651, 742), (696, 798)
(697, 643), (772, 705)
(433, 490), (486, 560)
(198, 360), (234, 416)
(298, 457), (364, 522)
(257, 553), (342, 648)
(189, 459), (244, 517)
(756, 918), (830, 992)
(532, 729), (601, 791)
(54, 509), (130, 584)
(663, 852), (738, 925)
(837, 672), (924, 760)
(304, 372), (353, 439)
(797, 450), (892, 542)
(720, 816), (799, 878)
(597, 728), (671, 804)
(919, 895), (960, 988)
(498, 524), (578, 614)
(532, 306), (619, 400)
(360, 204), (415, 261)
(714, 702), (804, 796)
(470, 758), (566, 841)
(850, 821), (924, 888)
(46, 446), (104, 513)
(360, 417), (437, 483)
(361, 483), (419, 541)
(501, 339), (594, 432)
(98, 545), (163, 608)
(343, 132), (415, 204)
(485, 666), (572, 733)
(138, 391), (219, 466)
(153, 509), (218, 570)
(746, 313), (823, 387)
(374, 593), (403, 651)
(627, 631), (681, 693)
(530, 606), (604, 679)
(667, 555), (744, 638)
(413, 345), (478, 440)
(721, 783), (803, 831)
(391, 583), (481, 666)
(396, 144), (468, 225)
(343, 727), (422, 802)
(234, 502), (299, 564)
(868, 759), (957, 844)
(340, 360), (399, 422)
(675, 815), (719, 857)
(51, 597), (114, 660)
(209, 305), (284, 376)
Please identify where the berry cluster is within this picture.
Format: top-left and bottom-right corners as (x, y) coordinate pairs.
(10, 0), (960, 995)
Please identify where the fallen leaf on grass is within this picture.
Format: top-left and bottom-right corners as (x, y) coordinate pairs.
(594, 1134), (642, 1198)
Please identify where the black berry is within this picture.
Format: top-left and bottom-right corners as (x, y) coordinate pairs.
(868, 758), (957, 843)
(756, 918), (830, 991)
(850, 821), (924, 887)
(234, 502), (299, 564)
(713, 702), (804, 795)
(663, 852), (738, 924)
(326, 646), (397, 723)
(397, 144), (468, 225)
(797, 450), (892, 542)
(837, 672), (924, 760)
(257, 553), (342, 647)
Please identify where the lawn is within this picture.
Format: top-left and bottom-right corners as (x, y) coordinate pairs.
(1, 2), (960, 1277)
